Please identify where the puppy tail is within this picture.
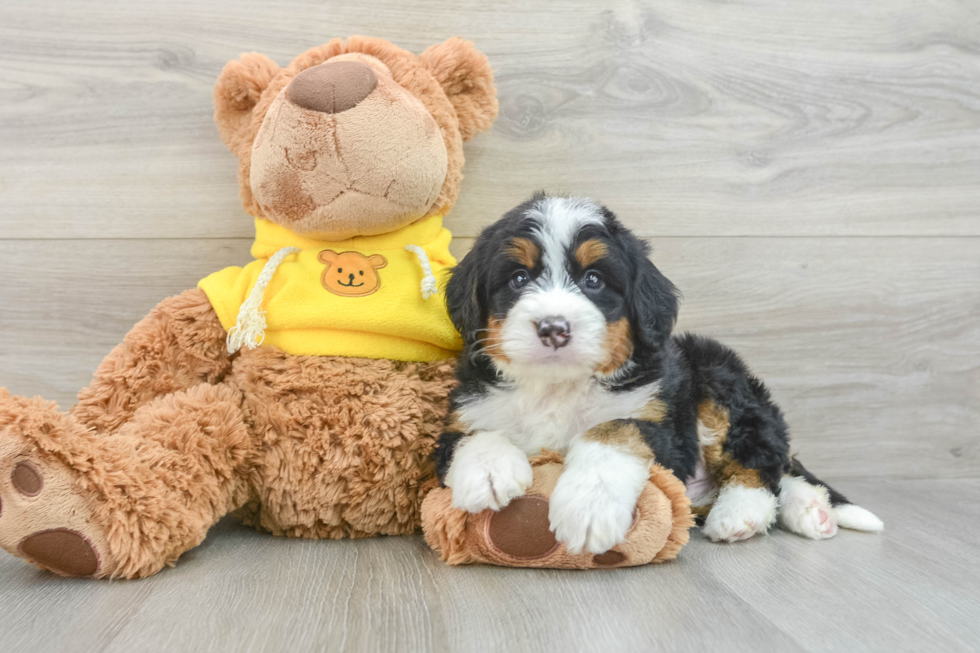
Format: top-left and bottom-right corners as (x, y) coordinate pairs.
(788, 457), (884, 532)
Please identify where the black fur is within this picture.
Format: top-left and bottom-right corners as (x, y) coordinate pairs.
(436, 194), (850, 508)
(789, 457), (851, 506)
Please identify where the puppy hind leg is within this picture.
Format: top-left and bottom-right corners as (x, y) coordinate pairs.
(777, 475), (838, 540)
(785, 457), (884, 534)
(696, 401), (781, 543)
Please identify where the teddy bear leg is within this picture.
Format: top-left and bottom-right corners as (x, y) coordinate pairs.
(71, 288), (232, 435)
(0, 382), (252, 579)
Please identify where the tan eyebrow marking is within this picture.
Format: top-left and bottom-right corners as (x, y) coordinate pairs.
(507, 237), (539, 269)
(575, 239), (608, 268)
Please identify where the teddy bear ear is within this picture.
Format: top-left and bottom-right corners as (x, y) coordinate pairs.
(368, 254), (388, 269)
(419, 37), (499, 141)
(318, 250), (338, 264)
(213, 52), (281, 154)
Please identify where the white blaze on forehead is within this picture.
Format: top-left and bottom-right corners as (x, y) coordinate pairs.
(493, 195), (610, 380)
(524, 196), (605, 286)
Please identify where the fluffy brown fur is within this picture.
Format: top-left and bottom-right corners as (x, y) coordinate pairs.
(0, 36), (493, 579)
(214, 36), (497, 227)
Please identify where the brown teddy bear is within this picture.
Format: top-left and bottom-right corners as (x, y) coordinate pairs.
(0, 36), (497, 579)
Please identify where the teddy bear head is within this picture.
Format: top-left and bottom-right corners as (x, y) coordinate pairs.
(214, 36), (498, 240)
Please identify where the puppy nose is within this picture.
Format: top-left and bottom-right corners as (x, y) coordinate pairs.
(287, 61), (378, 114)
(536, 316), (571, 349)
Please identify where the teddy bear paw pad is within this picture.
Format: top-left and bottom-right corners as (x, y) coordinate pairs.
(487, 496), (559, 559)
(0, 436), (106, 577)
(19, 529), (100, 577)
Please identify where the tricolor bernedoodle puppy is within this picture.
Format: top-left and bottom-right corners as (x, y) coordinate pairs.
(434, 193), (884, 554)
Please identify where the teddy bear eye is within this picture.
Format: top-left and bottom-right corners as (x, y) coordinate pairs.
(338, 268), (343, 273)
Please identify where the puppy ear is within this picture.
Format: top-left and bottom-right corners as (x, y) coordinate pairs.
(368, 254), (388, 270)
(419, 37), (498, 141)
(214, 52), (281, 155)
(445, 243), (486, 341)
(626, 239), (680, 352)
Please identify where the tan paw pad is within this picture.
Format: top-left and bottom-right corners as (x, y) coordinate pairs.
(0, 438), (108, 578)
(486, 496), (559, 559)
(12, 462), (43, 496)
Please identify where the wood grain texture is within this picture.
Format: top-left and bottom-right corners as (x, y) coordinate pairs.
(1, 237), (975, 479)
(1, 1), (979, 650)
(0, 479), (976, 653)
(0, 0), (979, 238)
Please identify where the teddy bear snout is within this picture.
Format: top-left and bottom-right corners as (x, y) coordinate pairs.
(287, 61), (378, 114)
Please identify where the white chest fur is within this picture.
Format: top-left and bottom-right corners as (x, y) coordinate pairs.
(456, 379), (658, 456)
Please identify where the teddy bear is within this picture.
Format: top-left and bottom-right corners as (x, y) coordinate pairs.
(0, 35), (497, 579)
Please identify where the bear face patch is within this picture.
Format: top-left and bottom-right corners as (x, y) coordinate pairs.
(318, 250), (387, 297)
(317, 249), (388, 297)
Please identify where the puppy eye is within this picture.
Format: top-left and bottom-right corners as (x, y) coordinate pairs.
(510, 269), (530, 290)
(584, 270), (604, 290)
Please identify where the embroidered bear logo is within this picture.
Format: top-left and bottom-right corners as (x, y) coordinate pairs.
(318, 250), (387, 297)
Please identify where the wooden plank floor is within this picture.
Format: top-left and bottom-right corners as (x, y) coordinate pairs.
(0, 480), (977, 653)
(0, 0), (978, 651)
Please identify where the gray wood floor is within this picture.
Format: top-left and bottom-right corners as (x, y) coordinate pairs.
(0, 0), (978, 651)
(1, 481), (977, 653)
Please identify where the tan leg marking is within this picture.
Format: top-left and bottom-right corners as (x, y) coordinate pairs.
(698, 401), (765, 490)
(582, 421), (655, 464)
(637, 398), (668, 424)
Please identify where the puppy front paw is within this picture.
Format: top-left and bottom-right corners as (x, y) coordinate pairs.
(548, 467), (640, 555)
(445, 433), (533, 513)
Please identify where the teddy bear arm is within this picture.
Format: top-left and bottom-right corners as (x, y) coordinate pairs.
(72, 288), (232, 434)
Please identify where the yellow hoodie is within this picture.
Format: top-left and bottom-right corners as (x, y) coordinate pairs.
(198, 214), (462, 362)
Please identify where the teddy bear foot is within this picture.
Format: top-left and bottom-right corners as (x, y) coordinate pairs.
(0, 437), (111, 578)
(422, 453), (695, 569)
(0, 400), (113, 578)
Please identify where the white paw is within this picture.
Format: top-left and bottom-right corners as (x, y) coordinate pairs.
(445, 431), (533, 513)
(778, 476), (838, 540)
(548, 442), (649, 554)
(703, 485), (778, 543)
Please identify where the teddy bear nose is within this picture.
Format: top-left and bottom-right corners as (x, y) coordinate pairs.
(287, 61), (378, 114)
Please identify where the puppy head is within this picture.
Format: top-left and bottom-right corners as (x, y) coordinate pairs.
(447, 193), (679, 381)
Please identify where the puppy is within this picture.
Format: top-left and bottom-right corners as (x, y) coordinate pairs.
(435, 193), (883, 554)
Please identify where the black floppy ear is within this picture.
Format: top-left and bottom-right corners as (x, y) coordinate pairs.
(445, 244), (487, 341)
(625, 237), (680, 351)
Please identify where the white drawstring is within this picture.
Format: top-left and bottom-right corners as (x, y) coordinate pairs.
(404, 244), (438, 300)
(226, 246), (300, 354)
